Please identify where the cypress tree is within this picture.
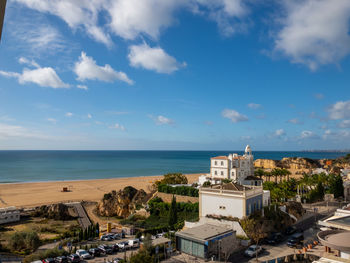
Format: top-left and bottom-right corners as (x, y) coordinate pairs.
(95, 223), (100, 237)
(168, 195), (177, 229)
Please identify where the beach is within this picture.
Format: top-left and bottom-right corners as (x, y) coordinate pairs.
(0, 174), (202, 208)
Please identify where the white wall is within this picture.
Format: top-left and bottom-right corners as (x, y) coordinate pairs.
(200, 193), (244, 219)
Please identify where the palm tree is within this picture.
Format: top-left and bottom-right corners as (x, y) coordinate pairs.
(284, 169), (291, 181)
(271, 168), (280, 183)
(254, 168), (265, 180)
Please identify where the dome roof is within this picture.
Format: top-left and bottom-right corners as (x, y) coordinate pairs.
(245, 145), (251, 153)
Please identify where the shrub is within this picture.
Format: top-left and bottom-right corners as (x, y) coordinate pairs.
(157, 184), (199, 197)
(8, 231), (40, 252)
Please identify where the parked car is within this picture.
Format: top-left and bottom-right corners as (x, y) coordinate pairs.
(67, 254), (80, 263)
(106, 258), (123, 263)
(76, 250), (92, 260)
(287, 232), (304, 248)
(156, 233), (164, 238)
(98, 245), (114, 254)
(266, 232), (284, 245)
(244, 245), (263, 257)
(285, 226), (297, 235)
(55, 256), (68, 263)
(88, 248), (102, 257)
(117, 241), (130, 250)
(43, 258), (55, 263)
(128, 239), (140, 248)
(112, 233), (121, 240)
(100, 235), (113, 241)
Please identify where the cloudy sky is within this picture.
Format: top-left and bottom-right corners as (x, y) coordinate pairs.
(1, 0), (350, 150)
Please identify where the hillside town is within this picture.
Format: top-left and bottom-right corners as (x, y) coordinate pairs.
(1, 146), (350, 263)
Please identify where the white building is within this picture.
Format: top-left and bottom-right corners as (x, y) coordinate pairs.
(199, 183), (266, 219)
(0, 207), (20, 225)
(199, 145), (262, 186)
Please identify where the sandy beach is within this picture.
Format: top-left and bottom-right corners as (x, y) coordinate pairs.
(0, 174), (202, 208)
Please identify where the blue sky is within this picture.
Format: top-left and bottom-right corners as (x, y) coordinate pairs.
(1, 0), (350, 150)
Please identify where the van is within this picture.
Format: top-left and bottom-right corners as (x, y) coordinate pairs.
(287, 232), (304, 247)
(128, 239), (140, 248)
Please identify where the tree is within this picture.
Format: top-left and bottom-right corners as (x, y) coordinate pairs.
(168, 195), (178, 229)
(160, 173), (188, 185)
(9, 231), (40, 252)
(95, 223), (100, 237)
(202, 181), (211, 187)
(328, 174), (344, 198)
(271, 168), (280, 183)
(316, 181), (325, 200)
(254, 169), (265, 180)
(281, 169), (291, 182)
(129, 249), (153, 263)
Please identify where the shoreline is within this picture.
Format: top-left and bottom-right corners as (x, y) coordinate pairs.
(0, 173), (204, 209)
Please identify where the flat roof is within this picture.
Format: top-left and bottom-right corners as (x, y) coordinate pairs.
(176, 223), (233, 244)
(328, 215), (350, 226)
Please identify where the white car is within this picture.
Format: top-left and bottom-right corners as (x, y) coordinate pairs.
(128, 239), (140, 248)
(117, 241), (130, 250)
(76, 250), (92, 260)
(244, 245), (262, 257)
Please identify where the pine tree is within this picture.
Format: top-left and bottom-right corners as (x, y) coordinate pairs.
(168, 195), (177, 229)
(83, 228), (88, 240)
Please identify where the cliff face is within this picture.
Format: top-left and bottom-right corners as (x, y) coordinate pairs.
(96, 186), (149, 218)
(254, 155), (350, 177)
(32, 203), (75, 220)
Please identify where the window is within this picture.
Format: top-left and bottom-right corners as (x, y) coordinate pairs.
(215, 171), (217, 175)
(215, 161), (217, 165)
(221, 161), (224, 165)
(219, 206), (226, 210)
(221, 171), (223, 176)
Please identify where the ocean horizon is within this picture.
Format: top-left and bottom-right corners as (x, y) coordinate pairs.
(0, 150), (348, 183)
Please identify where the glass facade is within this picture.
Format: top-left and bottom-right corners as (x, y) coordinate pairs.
(179, 238), (205, 258)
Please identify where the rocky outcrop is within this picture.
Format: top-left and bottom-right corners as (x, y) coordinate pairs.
(32, 203), (75, 220)
(254, 157), (320, 170)
(284, 201), (305, 220)
(254, 159), (280, 169)
(96, 186), (149, 218)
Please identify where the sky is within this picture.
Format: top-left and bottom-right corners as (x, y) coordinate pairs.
(1, 0), (350, 151)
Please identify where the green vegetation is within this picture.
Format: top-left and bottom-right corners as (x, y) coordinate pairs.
(157, 173), (188, 185)
(202, 181), (211, 187)
(168, 196), (178, 229)
(157, 184), (199, 197)
(263, 172), (344, 203)
(120, 197), (198, 234)
(8, 231), (40, 253)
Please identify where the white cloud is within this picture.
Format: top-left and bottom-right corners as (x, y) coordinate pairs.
(288, 118), (303, 125)
(274, 129), (286, 137)
(47, 118), (57, 124)
(328, 100), (350, 120)
(275, 0), (350, 70)
(65, 112), (73, 117)
(300, 130), (318, 139)
(77, 84), (88, 90)
(0, 122), (50, 140)
(15, 0), (248, 45)
(110, 123), (126, 131)
(323, 129), (350, 141)
(87, 114), (92, 119)
(128, 43), (185, 74)
(74, 52), (133, 85)
(247, 103), (261, 109)
(338, 120), (350, 128)
(18, 57), (40, 68)
(0, 61), (69, 89)
(14, 0), (112, 46)
(221, 109), (248, 123)
(150, 115), (174, 125)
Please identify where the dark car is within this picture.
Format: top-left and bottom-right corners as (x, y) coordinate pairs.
(98, 245), (113, 254)
(67, 254), (80, 263)
(285, 226), (297, 235)
(88, 248), (102, 257)
(287, 232), (304, 248)
(55, 256), (68, 263)
(266, 232), (284, 245)
(43, 258), (55, 263)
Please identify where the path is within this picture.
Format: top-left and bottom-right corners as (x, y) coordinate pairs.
(67, 202), (91, 229)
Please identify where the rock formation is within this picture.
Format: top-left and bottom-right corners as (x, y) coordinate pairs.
(32, 203), (75, 220)
(96, 186), (149, 218)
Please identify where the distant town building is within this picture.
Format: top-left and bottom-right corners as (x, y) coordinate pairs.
(199, 182), (267, 219)
(198, 145), (262, 186)
(0, 206), (20, 225)
(175, 223), (238, 260)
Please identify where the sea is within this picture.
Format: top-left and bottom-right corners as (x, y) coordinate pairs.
(0, 150), (348, 183)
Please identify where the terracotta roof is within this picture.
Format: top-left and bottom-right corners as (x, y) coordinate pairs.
(211, 156), (228, 160)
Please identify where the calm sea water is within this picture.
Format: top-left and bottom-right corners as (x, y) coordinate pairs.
(0, 151), (347, 183)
